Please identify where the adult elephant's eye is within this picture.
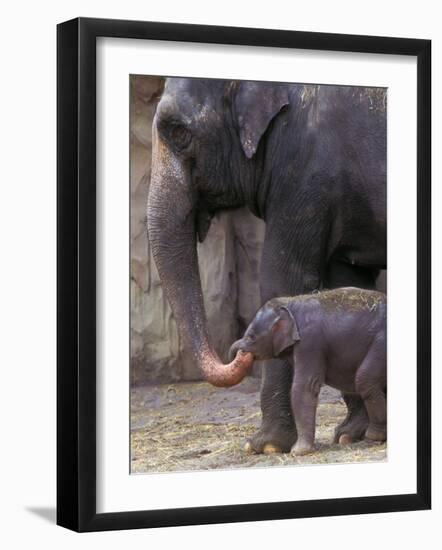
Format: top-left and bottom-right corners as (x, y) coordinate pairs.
(169, 124), (192, 150)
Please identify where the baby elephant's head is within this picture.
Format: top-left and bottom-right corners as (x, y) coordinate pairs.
(229, 301), (300, 362)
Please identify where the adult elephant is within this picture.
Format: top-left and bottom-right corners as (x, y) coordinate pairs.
(147, 78), (386, 453)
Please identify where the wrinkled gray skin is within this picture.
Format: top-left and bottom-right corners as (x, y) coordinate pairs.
(147, 78), (386, 453)
(230, 288), (387, 455)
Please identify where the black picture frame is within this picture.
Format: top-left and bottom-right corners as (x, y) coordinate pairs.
(57, 17), (431, 532)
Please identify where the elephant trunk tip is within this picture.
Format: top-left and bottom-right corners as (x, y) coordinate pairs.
(200, 349), (254, 388)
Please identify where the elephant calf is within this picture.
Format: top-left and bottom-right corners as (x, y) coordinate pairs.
(229, 287), (387, 456)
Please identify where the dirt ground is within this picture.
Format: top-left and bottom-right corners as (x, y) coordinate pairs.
(131, 378), (386, 474)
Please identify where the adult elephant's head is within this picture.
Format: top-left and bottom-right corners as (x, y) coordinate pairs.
(147, 78), (289, 387)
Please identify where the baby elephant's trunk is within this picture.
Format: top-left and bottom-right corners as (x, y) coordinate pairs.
(229, 339), (245, 362)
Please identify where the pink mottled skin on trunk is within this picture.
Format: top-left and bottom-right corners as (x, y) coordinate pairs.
(198, 349), (254, 387)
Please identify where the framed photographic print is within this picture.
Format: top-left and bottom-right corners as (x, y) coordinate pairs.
(57, 17), (431, 532)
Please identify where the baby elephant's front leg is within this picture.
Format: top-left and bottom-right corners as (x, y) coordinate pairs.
(290, 358), (323, 456)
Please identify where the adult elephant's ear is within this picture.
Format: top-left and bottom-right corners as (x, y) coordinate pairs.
(234, 81), (289, 159)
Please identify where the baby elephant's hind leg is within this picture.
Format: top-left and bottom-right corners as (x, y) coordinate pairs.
(355, 340), (387, 442)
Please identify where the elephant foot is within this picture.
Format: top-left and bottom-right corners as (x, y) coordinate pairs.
(338, 433), (353, 445)
(334, 394), (369, 444)
(334, 410), (368, 444)
(244, 441), (281, 455)
(244, 425), (297, 454)
(334, 421), (367, 444)
(365, 425), (387, 442)
(291, 440), (315, 456)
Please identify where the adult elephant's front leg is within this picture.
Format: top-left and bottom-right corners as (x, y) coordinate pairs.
(245, 358), (296, 454)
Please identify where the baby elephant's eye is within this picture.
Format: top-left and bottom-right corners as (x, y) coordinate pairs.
(169, 124), (192, 150)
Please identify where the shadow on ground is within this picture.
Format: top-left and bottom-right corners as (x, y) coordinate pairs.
(26, 507), (56, 524)
(131, 378), (386, 474)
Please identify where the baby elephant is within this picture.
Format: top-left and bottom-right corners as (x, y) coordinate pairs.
(229, 287), (386, 456)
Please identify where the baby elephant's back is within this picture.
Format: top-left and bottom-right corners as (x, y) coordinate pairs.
(318, 287), (385, 321)
(294, 288), (386, 370)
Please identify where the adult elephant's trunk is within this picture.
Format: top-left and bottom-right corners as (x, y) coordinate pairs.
(147, 127), (253, 387)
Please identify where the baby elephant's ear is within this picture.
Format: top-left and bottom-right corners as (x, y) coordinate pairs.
(272, 306), (300, 357)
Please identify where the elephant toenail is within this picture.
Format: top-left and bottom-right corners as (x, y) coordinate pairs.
(243, 441), (255, 454)
(263, 443), (281, 454)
